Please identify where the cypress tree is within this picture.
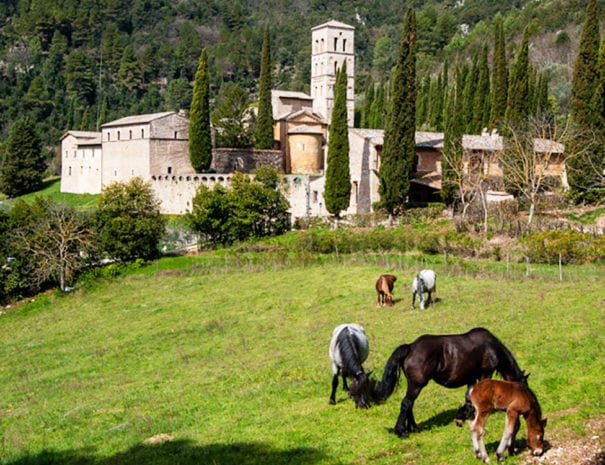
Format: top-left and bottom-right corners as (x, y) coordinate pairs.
(472, 44), (490, 133)
(571, 0), (600, 127)
(361, 80), (374, 128)
(442, 72), (463, 207)
(0, 118), (45, 198)
(462, 53), (478, 134)
(377, 8), (416, 222)
(505, 27), (531, 130)
(324, 63), (351, 223)
(489, 15), (508, 131)
(254, 24), (274, 149)
(189, 49), (212, 172)
(370, 79), (385, 129)
(416, 74), (430, 128)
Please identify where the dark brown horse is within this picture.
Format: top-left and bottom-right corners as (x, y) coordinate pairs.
(373, 327), (527, 438)
(376, 274), (397, 307)
(469, 379), (547, 462)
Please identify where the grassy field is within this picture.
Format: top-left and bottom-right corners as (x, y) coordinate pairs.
(0, 178), (98, 212)
(0, 256), (603, 465)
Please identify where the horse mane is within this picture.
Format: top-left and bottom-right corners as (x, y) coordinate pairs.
(523, 383), (543, 420)
(490, 331), (527, 383)
(373, 344), (410, 402)
(336, 327), (364, 377)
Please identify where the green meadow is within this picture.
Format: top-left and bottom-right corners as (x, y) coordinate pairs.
(1, 255), (603, 465)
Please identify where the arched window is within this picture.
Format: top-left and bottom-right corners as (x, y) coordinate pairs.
(343, 39), (347, 52)
(334, 38), (338, 51)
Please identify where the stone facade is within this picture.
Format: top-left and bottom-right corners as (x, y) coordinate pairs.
(59, 21), (567, 221)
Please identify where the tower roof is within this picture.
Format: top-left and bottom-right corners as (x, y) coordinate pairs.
(312, 20), (354, 31)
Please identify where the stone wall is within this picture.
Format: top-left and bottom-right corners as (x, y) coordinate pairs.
(211, 148), (285, 173)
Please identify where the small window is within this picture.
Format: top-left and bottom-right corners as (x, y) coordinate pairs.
(141, 129), (144, 138)
(167, 167), (172, 174)
(174, 131), (178, 139)
(343, 38), (347, 52)
(68, 166), (72, 176)
(129, 130), (132, 139)
(313, 191), (318, 203)
(107, 132), (111, 141)
(334, 38), (338, 51)
(117, 131), (121, 140)
(334, 62), (338, 74)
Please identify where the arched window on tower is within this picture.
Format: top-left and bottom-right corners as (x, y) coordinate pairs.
(343, 39), (347, 52)
(334, 37), (338, 51)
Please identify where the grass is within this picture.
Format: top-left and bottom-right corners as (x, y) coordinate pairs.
(0, 177), (99, 212)
(0, 256), (604, 465)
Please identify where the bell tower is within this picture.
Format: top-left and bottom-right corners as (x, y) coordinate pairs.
(310, 21), (355, 127)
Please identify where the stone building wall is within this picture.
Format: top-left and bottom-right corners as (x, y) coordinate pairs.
(210, 148), (285, 173)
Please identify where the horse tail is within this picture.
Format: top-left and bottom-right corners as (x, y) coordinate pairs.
(373, 344), (410, 402)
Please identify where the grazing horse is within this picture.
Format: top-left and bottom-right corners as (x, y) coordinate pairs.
(376, 274), (397, 307)
(410, 269), (436, 310)
(373, 327), (527, 438)
(328, 323), (372, 408)
(469, 379), (547, 462)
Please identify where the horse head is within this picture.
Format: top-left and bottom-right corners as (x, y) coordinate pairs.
(349, 371), (372, 409)
(528, 418), (547, 456)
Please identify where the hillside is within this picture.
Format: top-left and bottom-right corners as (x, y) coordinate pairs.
(0, 0), (603, 153)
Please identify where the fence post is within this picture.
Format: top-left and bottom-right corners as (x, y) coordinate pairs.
(559, 253), (563, 281)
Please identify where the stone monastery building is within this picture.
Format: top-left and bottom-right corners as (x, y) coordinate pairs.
(60, 20), (566, 220)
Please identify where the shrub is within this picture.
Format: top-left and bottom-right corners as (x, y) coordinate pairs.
(521, 229), (604, 264)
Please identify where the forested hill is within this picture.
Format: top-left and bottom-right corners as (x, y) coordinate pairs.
(0, 0), (603, 152)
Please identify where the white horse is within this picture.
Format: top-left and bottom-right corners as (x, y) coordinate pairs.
(410, 269), (437, 310)
(328, 323), (371, 408)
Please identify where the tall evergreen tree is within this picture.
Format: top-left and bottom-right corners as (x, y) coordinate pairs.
(441, 73), (463, 207)
(189, 49), (212, 172)
(472, 44), (490, 133)
(361, 80), (375, 128)
(0, 118), (45, 198)
(570, 0), (600, 127)
(505, 27), (531, 130)
(489, 15), (508, 131)
(462, 53), (478, 133)
(254, 24), (274, 149)
(369, 79), (385, 129)
(378, 8), (416, 222)
(324, 63), (351, 224)
(568, 0), (603, 202)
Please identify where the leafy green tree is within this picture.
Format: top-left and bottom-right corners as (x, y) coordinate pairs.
(187, 169), (289, 247)
(489, 14), (508, 131)
(0, 118), (45, 198)
(377, 8), (416, 223)
(254, 24), (274, 150)
(189, 49), (212, 172)
(325, 63), (351, 225)
(212, 81), (254, 148)
(94, 177), (166, 262)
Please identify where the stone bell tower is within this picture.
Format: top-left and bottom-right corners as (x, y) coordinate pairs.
(310, 20), (355, 127)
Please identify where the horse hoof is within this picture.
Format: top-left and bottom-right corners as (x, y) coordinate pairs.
(329, 399), (336, 405)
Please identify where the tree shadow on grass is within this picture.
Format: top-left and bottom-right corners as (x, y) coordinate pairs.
(5, 440), (327, 465)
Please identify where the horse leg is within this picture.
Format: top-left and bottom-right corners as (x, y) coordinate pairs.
(342, 375), (349, 392)
(496, 411), (518, 462)
(410, 291), (416, 310)
(329, 374), (339, 405)
(455, 385), (476, 426)
(507, 415), (521, 457)
(395, 383), (423, 438)
(470, 409), (491, 463)
(427, 290), (432, 307)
